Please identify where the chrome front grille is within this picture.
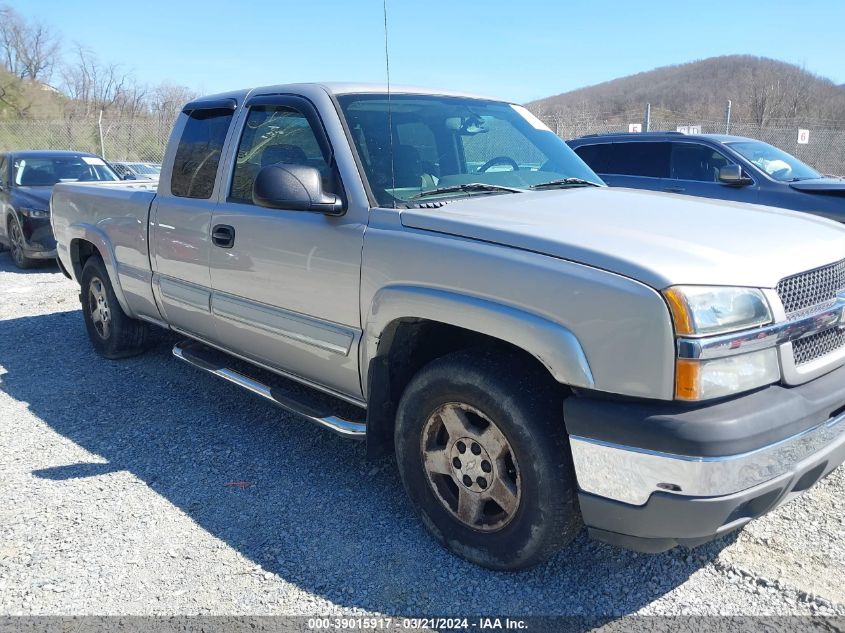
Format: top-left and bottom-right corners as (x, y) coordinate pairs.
(793, 329), (845, 365)
(776, 259), (845, 316)
(777, 260), (845, 366)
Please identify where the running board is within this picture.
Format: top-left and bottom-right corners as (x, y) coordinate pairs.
(172, 340), (366, 439)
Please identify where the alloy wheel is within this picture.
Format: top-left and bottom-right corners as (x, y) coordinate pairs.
(420, 402), (521, 532)
(88, 277), (112, 339)
(9, 221), (24, 266)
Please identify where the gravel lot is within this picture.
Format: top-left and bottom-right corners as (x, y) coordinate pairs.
(1, 255), (844, 618)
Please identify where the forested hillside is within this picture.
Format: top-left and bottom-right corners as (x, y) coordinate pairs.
(528, 56), (845, 128)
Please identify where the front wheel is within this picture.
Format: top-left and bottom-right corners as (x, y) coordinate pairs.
(80, 255), (149, 359)
(395, 350), (581, 570)
(8, 217), (36, 269)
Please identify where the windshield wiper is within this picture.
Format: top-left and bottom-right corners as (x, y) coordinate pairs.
(529, 177), (603, 190)
(409, 183), (526, 200)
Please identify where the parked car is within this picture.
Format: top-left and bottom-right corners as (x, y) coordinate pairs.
(0, 150), (120, 268)
(567, 132), (845, 222)
(51, 84), (845, 570)
(110, 161), (162, 181)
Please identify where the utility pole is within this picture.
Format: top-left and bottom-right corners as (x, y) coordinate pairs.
(644, 103), (651, 133)
(725, 100), (732, 135)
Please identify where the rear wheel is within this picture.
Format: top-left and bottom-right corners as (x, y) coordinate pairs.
(8, 217), (36, 269)
(80, 255), (149, 358)
(395, 350), (581, 570)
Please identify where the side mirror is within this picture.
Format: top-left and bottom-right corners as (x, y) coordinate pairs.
(719, 164), (750, 185)
(122, 173), (137, 181)
(252, 164), (344, 215)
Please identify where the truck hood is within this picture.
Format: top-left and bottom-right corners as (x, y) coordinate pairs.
(400, 187), (845, 289)
(789, 177), (845, 194)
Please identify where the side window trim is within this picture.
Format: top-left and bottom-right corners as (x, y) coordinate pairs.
(225, 94), (343, 205)
(244, 94), (334, 164)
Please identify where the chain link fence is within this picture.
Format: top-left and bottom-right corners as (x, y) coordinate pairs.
(0, 117), (173, 162)
(1, 112), (844, 176)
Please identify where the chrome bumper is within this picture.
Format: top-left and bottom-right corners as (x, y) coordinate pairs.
(570, 408), (845, 506)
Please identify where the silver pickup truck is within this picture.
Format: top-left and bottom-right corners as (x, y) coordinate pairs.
(51, 83), (845, 570)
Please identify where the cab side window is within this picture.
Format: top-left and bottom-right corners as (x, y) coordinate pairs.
(670, 143), (731, 182)
(171, 108), (234, 199)
(229, 105), (334, 205)
(0, 155), (7, 189)
(575, 142), (670, 178)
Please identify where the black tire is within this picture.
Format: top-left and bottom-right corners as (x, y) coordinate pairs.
(394, 349), (581, 570)
(80, 255), (149, 359)
(8, 216), (37, 269)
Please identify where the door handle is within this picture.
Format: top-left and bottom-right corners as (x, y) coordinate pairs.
(664, 186), (685, 193)
(211, 224), (235, 248)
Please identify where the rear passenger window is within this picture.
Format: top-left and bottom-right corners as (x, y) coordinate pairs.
(575, 142), (670, 178)
(171, 108), (234, 199)
(229, 105), (333, 204)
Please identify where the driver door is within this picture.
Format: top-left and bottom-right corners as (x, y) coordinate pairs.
(208, 95), (366, 400)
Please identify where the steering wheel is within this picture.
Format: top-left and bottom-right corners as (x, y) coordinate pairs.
(477, 156), (519, 173)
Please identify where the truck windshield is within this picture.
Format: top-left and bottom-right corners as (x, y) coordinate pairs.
(13, 156), (119, 186)
(726, 140), (822, 182)
(336, 94), (603, 207)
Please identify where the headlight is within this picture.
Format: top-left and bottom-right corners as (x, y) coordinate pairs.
(663, 286), (772, 336)
(665, 285), (779, 400)
(675, 349), (780, 401)
(19, 207), (49, 219)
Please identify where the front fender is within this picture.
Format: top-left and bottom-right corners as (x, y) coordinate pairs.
(362, 285), (594, 393)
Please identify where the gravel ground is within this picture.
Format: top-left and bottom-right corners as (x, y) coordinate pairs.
(0, 255), (844, 618)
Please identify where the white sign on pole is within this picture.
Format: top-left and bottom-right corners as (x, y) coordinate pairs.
(797, 129), (810, 144)
(677, 125), (702, 135)
(676, 125), (688, 134)
(628, 123), (642, 133)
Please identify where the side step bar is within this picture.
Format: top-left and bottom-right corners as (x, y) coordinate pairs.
(172, 340), (367, 439)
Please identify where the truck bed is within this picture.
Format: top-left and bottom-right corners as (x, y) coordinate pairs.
(51, 180), (160, 320)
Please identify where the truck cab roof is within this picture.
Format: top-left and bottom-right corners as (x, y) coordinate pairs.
(186, 82), (506, 111)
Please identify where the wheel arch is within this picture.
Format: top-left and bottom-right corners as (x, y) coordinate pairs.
(67, 225), (133, 317)
(361, 285), (593, 457)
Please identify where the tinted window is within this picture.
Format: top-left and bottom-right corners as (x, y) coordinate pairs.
(575, 141), (670, 178)
(12, 156), (118, 186)
(171, 108), (234, 199)
(337, 94), (601, 207)
(229, 104), (333, 204)
(0, 155), (6, 187)
(727, 140), (821, 182)
(670, 143), (731, 182)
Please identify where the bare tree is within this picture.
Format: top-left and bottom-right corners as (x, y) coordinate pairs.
(149, 82), (196, 125)
(0, 5), (60, 83)
(61, 45), (129, 117)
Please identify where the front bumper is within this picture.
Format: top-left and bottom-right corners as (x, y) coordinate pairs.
(565, 363), (845, 552)
(19, 214), (57, 257)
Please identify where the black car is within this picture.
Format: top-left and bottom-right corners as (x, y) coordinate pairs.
(567, 132), (845, 223)
(0, 150), (120, 268)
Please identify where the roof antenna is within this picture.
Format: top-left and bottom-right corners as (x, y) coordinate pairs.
(383, 0), (396, 205)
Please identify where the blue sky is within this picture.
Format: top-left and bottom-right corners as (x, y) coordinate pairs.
(21, 0), (845, 103)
